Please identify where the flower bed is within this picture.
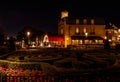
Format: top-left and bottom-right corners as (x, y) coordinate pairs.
(0, 60), (46, 77)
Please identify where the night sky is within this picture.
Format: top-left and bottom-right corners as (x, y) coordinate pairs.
(0, 0), (120, 37)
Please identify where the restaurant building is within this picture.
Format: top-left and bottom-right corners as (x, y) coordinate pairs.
(58, 11), (106, 48)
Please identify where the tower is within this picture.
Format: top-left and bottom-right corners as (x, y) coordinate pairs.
(61, 10), (68, 19)
(60, 10), (69, 48)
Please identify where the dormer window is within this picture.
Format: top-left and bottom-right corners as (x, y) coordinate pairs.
(76, 19), (79, 24)
(83, 19), (87, 24)
(91, 19), (94, 25)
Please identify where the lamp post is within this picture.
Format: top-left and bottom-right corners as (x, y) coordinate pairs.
(27, 31), (30, 45)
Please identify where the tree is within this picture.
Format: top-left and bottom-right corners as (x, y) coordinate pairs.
(16, 25), (45, 45)
(0, 34), (5, 46)
(0, 24), (5, 46)
(8, 36), (16, 51)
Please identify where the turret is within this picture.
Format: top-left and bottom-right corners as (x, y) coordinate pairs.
(61, 10), (69, 19)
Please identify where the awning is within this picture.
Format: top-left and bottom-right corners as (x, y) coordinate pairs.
(48, 36), (64, 41)
(71, 36), (104, 40)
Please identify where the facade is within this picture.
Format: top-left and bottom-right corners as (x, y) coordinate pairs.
(105, 23), (118, 42)
(58, 11), (106, 48)
(105, 23), (120, 48)
(15, 11), (120, 49)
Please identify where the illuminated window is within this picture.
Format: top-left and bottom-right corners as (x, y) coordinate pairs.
(95, 40), (98, 43)
(76, 19), (79, 24)
(72, 40), (75, 45)
(83, 19), (87, 24)
(98, 40), (103, 44)
(83, 27), (86, 33)
(60, 28), (64, 35)
(75, 40), (78, 45)
(72, 40), (78, 45)
(91, 19), (94, 25)
(118, 29), (120, 33)
(75, 27), (80, 34)
(78, 40), (82, 44)
(84, 40), (89, 44)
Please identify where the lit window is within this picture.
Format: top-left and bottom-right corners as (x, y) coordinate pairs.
(95, 40), (98, 43)
(91, 19), (94, 24)
(72, 40), (75, 45)
(61, 28), (64, 35)
(79, 40), (82, 44)
(83, 27), (86, 33)
(75, 27), (80, 34)
(84, 40), (89, 44)
(76, 19), (79, 24)
(118, 29), (120, 33)
(83, 19), (87, 24)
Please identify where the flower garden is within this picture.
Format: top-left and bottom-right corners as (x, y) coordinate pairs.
(0, 48), (120, 81)
(0, 60), (48, 82)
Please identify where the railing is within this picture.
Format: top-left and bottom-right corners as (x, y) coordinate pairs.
(0, 74), (120, 82)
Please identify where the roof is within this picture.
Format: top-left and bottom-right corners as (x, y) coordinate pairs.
(105, 23), (118, 29)
(48, 36), (64, 41)
(71, 36), (104, 40)
(62, 17), (106, 25)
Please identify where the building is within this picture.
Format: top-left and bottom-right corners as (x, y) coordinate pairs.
(105, 22), (119, 41)
(105, 22), (120, 48)
(58, 11), (106, 48)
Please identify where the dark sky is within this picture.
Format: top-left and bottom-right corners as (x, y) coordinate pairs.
(0, 0), (120, 37)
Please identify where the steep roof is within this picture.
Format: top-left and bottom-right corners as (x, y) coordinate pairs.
(71, 36), (104, 40)
(62, 17), (106, 25)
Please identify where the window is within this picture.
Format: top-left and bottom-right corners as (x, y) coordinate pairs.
(83, 27), (86, 33)
(72, 40), (74, 45)
(91, 19), (94, 25)
(75, 27), (80, 34)
(83, 19), (87, 24)
(78, 40), (82, 44)
(60, 28), (64, 35)
(84, 40), (89, 44)
(76, 19), (79, 24)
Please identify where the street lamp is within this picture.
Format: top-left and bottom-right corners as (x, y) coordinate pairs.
(27, 31), (30, 45)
